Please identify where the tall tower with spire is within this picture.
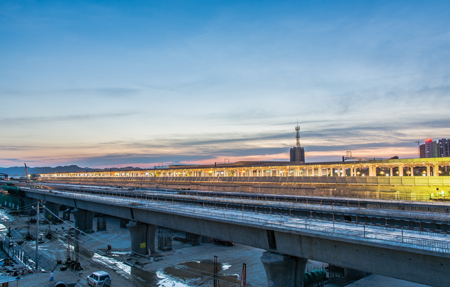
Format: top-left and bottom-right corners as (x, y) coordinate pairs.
(295, 122), (301, 147)
(290, 122), (305, 162)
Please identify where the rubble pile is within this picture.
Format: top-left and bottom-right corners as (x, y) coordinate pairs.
(0, 258), (32, 277)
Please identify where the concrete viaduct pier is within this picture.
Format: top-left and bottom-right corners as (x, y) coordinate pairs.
(20, 187), (450, 287)
(126, 221), (157, 254)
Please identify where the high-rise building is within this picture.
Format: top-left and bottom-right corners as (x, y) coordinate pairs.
(438, 138), (450, 157)
(290, 147), (305, 162)
(290, 123), (305, 162)
(419, 139), (438, 158)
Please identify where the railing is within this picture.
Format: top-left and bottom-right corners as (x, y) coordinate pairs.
(29, 189), (450, 255)
(0, 233), (56, 271)
(44, 175), (450, 187)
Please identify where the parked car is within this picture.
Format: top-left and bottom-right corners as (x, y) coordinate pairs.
(87, 271), (111, 287)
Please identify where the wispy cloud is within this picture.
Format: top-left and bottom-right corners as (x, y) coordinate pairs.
(0, 88), (141, 98)
(0, 112), (137, 125)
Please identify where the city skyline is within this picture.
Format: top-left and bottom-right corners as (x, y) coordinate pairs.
(1, 1), (450, 168)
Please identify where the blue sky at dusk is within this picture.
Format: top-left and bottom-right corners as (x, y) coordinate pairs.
(1, 0), (450, 168)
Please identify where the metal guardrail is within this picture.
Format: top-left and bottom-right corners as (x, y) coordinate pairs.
(28, 189), (450, 255)
(40, 177), (450, 202)
(45, 175), (450, 187)
(0, 233), (56, 271)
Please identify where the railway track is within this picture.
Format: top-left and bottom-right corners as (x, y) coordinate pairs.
(32, 183), (450, 234)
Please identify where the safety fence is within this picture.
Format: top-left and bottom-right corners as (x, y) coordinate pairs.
(0, 230), (58, 271)
(45, 175), (450, 187)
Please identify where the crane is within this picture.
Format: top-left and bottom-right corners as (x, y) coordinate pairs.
(415, 141), (421, 158)
(24, 163), (29, 179)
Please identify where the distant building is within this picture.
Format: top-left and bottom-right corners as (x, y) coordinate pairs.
(290, 123), (305, 162)
(290, 147), (305, 162)
(438, 138), (450, 157)
(419, 139), (438, 158)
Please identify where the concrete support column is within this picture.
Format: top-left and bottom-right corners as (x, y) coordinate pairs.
(185, 232), (201, 246)
(126, 221), (157, 255)
(318, 167), (322, 176)
(157, 228), (173, 251)
(97, 216), (107, 231)
(44, 202), (61, 224)
(63, 209), (71, 220)
(120, 218), (129, 228)
(410, 167), (414, 176)
(434, 165), (439, 176)
(261, 251), (307, 287)
(73, 209), (95, 233)
(389, 167), (393, 176)
(426, 166), (431, 177)
(399, 166), (404, 176)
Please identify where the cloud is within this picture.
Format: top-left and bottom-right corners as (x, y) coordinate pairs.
(0, 87), (141, 98)
(69, 153), (213, 167)
(59, 88), (141, 97)
(0, 158), (22, 162)
(0, 112), (137, 125)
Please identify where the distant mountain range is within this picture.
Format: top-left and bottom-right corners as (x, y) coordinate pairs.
(0, 165), (141, 177)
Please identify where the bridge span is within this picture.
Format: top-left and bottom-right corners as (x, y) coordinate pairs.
(20, 185), (450, 287)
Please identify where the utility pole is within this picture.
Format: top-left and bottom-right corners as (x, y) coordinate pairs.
(240, 263), (247, 287)
(35, 201), (39, 271)
(214, 255), (219, 287)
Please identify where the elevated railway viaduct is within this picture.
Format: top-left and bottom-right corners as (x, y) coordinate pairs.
(18, 186), (450, 287)
(36, 157), (450, 202)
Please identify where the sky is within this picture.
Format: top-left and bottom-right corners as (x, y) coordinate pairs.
(1, 0), (450, 168)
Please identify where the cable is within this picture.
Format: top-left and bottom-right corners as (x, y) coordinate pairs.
(12, 190), (247, 285)
(41, 205), (263, 286)
(41, 205), (128, 251)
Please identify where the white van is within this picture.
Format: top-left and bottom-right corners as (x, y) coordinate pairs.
(86, 271), (111, 287)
